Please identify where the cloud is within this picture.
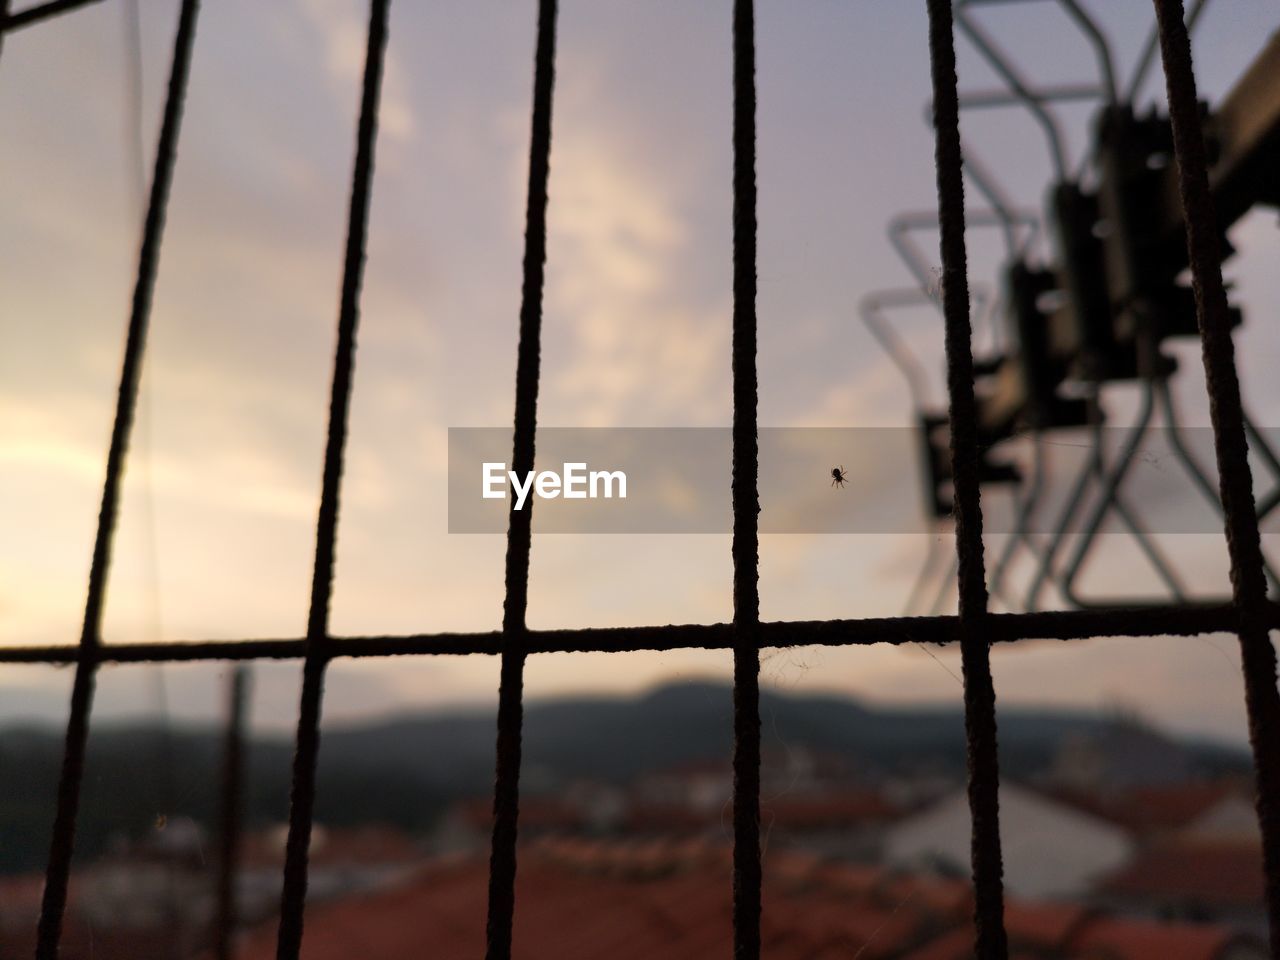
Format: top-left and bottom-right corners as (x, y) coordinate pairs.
(295, 0), (416, 143)
(541, 128), (730, 426)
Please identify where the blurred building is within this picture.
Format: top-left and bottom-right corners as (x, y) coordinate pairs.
(1098, 838), (1265, 936)
(223, 838), (1266, 960)
(439, 748), (904, 861)
(883, 782), (1134, 899)
(236, 823), (425, 922)
(1044, 720), (1197, 793)
(0, 821), (425, 960)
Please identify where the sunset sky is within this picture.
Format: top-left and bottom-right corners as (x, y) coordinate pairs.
(3, 0), (1280, 741)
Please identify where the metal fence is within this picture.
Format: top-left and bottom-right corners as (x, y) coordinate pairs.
(2, 1), (1278, 958)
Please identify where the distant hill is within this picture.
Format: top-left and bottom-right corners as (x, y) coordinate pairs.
(0, 681), (1250, 874)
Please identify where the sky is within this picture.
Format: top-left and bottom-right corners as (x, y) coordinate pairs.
(2, 0), (1280, 741)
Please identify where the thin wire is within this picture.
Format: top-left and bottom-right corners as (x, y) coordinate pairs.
(122, 0), (178, 904)
(274, 1), (389, 957)
(1152, 0), (1280, 949)
(484, 2), (558, 957)
(925, 0), (1008, 956)
(34, 2), (201, 957)
(123, 0), (146, 210)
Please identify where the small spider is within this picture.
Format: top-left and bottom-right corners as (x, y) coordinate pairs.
(830, 465), (848, 488)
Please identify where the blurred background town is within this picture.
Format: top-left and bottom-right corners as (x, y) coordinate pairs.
(0, 678), (1269, 958)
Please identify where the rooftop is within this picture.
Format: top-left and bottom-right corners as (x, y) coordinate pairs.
(226, 837), (1262, 960)
(1100, 838), (1266, 908)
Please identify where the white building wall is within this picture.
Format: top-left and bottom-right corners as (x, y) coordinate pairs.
(883, 783), (1134, 899)
(1184, 796), (1262, 843)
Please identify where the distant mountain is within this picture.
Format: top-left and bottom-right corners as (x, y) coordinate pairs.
(0, 681), (1250, 874)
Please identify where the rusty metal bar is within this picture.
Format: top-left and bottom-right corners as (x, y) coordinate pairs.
(274, 2), (389, 957)
(925, 0), (1009, 956)
(1129, 0), (1210, 104)
(0, 601), (1272, 666)
(1153, 0), (1280, 950)
(33, 3), (200, 957)
(484, 2), (558, 957)
(729, 0), (762, 957)
(7, 9), (1280, 960)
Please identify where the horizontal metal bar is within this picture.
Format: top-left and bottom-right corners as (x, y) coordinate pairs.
(956, 83), (1104, 111)
(1, 0), (104, 32)
(0, 602), (1265, 665)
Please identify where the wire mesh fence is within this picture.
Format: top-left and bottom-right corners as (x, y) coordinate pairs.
(2, 1), (1278, 958)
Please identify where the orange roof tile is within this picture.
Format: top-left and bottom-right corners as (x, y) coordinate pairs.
(457, 796), (591, 833)
(1002, 901), (1093, 950)
(1052, 781), (1247, 835)
(899, 927), (972, 960)
(1100, 838), (1264, 907)
(1067, 916), (1242, 960)
(220, 839), (1257, 960)
(763, 791), (899, 829)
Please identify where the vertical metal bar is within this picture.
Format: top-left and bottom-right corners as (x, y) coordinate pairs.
(0, 0), (11, 63)
(214, 666), (249, 960)
(484, 2), (558, 957)
(1128, 0), (1209, 105)
(729, 1), (761, 958)
(924, 1), (1009, 956)
(33, 3), (200, 956)
(274, 2), (388, 957)
(1152, 1), (1280, 949)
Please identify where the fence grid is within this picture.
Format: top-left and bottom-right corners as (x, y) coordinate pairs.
(1, 1), (1278, 959)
